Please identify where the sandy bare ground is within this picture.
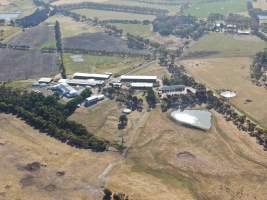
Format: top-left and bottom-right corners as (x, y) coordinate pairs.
(179, 57), (267, 126)
(0, 113), (119, 200)
(52, 0), (109, 5)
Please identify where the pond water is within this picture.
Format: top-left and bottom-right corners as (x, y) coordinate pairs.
(0, 13), (21, 21)
(171, 109), (212, 130)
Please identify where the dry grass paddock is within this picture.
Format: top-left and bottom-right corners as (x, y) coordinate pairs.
(179, 57), (267, 126)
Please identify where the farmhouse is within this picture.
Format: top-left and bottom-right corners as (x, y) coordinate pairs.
(59, 79), (104, 87)
(52, 83), (78, 98)
(73, 73), (111, 80)
(38, 77), (52, 84)
(130, 82), (153, 89)
(85, 95), (105, 106)
(120, 75), (157, 83)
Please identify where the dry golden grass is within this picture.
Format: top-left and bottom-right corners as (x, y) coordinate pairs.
(45, 15), (103, 38)
(0, 113), (119, 200)
(179, 57), (267, 126)
(107, 108), (267, 200)
(129, 62), (170, 79)
(253, 0), (267, 10)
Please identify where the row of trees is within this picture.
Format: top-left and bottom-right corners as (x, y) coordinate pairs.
(250, 50), (267, 82)
(0, 43), (30, 50)
(54, 20), (66, 78)
(153, 15), (205, 40)
(0, 86), (109, 152)
(55, 2), (168, 15)
(16, 7), (55, 28)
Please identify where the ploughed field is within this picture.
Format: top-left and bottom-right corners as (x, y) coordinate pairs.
(7, 24), (56, 49)
(63, 32), (150, 55)
(0, 49), (58, 81)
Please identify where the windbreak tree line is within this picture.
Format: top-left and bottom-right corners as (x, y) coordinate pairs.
(0, 87), (109, 152)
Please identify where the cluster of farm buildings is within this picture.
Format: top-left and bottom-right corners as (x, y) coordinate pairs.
(35, 71), (196, 106)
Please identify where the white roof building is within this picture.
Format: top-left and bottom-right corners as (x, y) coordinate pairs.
(120, 75), (157, 83)
(85, 95), (105, 105)
(59, 79), (104, 87)
(52, 83), (78, 98)
(73, 72), (111, 80)
(38, 77), (52, 84)
(130, 82), (153, 88)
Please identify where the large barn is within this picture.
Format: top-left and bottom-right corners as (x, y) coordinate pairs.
(120, 75), (157, 83)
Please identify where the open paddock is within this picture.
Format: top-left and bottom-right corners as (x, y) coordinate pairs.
(184, 0), (247, 18)
(0, 113), (119, 200)
(0, 49), (58, 81)
(253, 0), (267, 10)
(186, 33), (267, 58)
(0, 26), (21, 42)
(63, 53), (144, 75)
(63, 32), (149, 55)
(107, 107), (267, 199)
(72, 8), (156, 21)
(179, 57), (267, 126)
(7, 24), (56, 49)
(0, 0), (36, 17)
(45, 15), (103, 38)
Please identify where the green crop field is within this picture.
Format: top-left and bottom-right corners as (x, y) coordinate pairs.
(72, 8), (156, 21)
(63, 53), (144, 76)
(110, 23), (153, 37)
(184, 0), (247, 18)
(187, 33), (267, 58)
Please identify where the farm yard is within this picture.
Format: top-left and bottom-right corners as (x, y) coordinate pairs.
(63, 53), (144, 75)
(45, 15), (103, 38)
(184, 0), (247, 18)
(72, 8), (156, 21)
(180, 57), (267, 126)
(7, 24), (56, 49)
(185, 33), (267, 58)
(63, 32), (150, 55)
(0, 49), (58, 81)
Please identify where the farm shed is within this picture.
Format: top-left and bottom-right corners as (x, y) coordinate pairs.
(120, 75), (157, 83)
(130, 82), (153, 89)
(73, 73), (111, 80)
(52, 83), (78, 98)
(38, 77), (52, 84)
(85, 95), (105, 106)
(59, 79), (104, 87)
